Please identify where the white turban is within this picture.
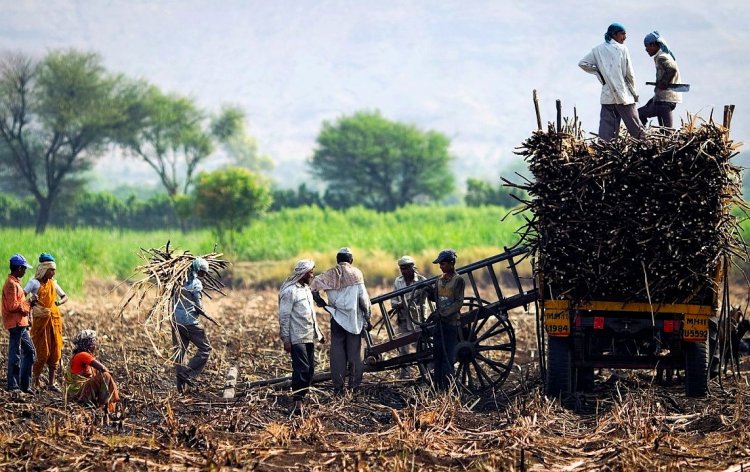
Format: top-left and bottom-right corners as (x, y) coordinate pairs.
(35, 261), (56, 280)
(280, 259), (315, 292)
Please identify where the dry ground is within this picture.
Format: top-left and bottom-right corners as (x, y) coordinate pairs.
(2, 284), (750, 471)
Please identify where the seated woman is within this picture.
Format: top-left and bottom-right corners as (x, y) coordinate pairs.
(65, 330), (120, 412)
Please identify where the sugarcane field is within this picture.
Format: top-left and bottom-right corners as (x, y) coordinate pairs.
(2, 107), (750, 471)
(3, 4), (750, 471)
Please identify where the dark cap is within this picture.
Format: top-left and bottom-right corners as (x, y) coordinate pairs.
(432, 249), (457, 264)
(10, 254), (32, 269)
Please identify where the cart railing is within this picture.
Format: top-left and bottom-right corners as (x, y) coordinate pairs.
(365, 246), (536, 363)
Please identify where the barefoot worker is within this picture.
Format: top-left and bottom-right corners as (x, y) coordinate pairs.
(172, 257), (213, 393)
(26, 252), (68, 392)
(391, 255), (427, 380)
(65, 330), (120, 412)
(311, 248), (372, 395)
(427, 249), (465, 391)
(278, 259), (324, 415)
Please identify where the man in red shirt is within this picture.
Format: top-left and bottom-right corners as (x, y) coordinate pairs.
(2, 254), (37, 395)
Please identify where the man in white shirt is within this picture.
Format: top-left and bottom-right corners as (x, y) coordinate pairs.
(278, 259), (323, 415)
(579, 22), (645, 141)
(391, 255), (427, 379)
(311, 248), (371, 395)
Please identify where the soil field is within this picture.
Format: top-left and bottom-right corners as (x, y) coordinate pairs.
(2, 283), (750, 471)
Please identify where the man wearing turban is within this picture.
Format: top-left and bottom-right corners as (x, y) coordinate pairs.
(311, 248), (372, 395)
(391, 255), (427, 379)
(638, 31), (682, 129)
(25, 252), (68, 391)
(278, 259), (323, 415)
(172, 257), (212, 393)
(579, 22), (645, 141)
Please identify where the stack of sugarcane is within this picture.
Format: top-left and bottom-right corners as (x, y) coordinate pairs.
(511, 117), (745, 304)
(120, 241), (229, 329)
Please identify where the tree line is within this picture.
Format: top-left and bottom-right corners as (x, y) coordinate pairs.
(0, 49), (524, 238)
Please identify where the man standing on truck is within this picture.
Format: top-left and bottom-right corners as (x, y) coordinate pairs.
(638, 31), (682, 129)
(311, 248), (372, 395)
(427, 249), (465, 391)
(579, 22), (645, 141)
(391, 255), (427, 379)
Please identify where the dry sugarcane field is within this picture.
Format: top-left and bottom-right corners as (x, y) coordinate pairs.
(4, 115), (750, 471)
(2, 282), (750, 471)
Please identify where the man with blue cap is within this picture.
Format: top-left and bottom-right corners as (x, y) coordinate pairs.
(579, 22), (645, 141)
(638, 31), (682, 128)
(2, 254), (37, 396)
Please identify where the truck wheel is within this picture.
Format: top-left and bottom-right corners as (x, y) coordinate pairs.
(576, 367), (595, 393)
(684, 338), (709, 397)
(546, 336), (573, 398)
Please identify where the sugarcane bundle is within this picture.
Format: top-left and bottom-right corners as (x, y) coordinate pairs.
(119, 241), (229, 329)
(511, 119), (745, 304)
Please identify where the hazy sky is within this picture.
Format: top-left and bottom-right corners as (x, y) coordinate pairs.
(2, 0), (748, 190)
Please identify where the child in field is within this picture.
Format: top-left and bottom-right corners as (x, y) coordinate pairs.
(65, 329), (120, 412)
(26, 252), (68, 391)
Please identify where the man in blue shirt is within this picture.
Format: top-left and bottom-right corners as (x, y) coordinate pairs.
(172, 258), (212, 393)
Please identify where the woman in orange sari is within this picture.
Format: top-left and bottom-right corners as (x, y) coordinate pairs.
(65, 329), (120, 412)
(26, 253), (68, 391)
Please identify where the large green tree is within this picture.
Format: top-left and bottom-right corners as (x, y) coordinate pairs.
(120, 86), (210, 197)
(0, 50), (140, 233)
(310, 111), (454, 211)
(193, 167), (271, 246)
(120, 87), (250, 231)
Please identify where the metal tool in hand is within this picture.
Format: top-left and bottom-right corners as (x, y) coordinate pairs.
(646, 82), (690, 92)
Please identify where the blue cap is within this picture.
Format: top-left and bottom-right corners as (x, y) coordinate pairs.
(39, 252), (55, 262)
(433, 249), (458, 264)
(10, 254), (32, 269)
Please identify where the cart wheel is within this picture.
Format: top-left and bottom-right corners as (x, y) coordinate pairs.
(416, 331), (434, 384)
(454, 298), (516, 394)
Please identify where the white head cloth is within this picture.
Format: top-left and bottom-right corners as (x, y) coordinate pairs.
(280, 259), (315, 292)
(35, 261), (56, 280)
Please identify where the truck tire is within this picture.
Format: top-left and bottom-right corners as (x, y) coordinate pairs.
(684, 338), (709, 397)
(576, 367), (595, 393)
(546, 336), (573, 398)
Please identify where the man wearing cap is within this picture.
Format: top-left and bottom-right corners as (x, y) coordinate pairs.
(579, 22), (645, 141)
(638, 31), (682, 129)
(311, 248), (372, 394)
(2, 254), (37, 395)
(278, 259), (324, 415)
(26, 252), (68, 391)
(391, 255), (427, 379)
(172, 257), (213, 393)
(427, 249), (465, 391)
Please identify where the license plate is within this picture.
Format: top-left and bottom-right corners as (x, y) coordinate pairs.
(545, 310), (570, 336)
(683, 313), (709, 342)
